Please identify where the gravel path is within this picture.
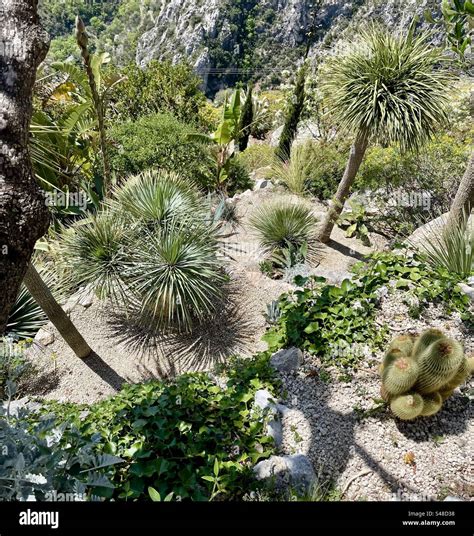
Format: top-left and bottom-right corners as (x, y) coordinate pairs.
(276, 292), (473, 501)
(27, 186), (382, 403)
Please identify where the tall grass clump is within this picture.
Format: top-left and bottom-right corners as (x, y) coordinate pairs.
(270, 142), (316, 195)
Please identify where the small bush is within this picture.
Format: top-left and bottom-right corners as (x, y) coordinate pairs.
(109, 113), (215, 188)
(237, 144), (275, 174)
(249, 201), (317, 253)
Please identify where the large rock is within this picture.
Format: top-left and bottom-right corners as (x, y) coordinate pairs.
(270, 348), (303, 373)
(459, 283), (474, 302)
(311, 267), (353, 285)
(253, 389), (284, 447)
(253, 454), (316, 494)
(34, 327), (54, 347)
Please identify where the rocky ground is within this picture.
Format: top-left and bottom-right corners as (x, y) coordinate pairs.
(273, 293), (473, 501)
(18, 183), (473, 502)
(24, 184), (385, 404)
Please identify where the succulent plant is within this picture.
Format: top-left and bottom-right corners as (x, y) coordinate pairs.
(380, 330), (472, 420)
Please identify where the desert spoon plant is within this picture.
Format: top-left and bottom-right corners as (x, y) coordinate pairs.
(380, 329), (473, 420)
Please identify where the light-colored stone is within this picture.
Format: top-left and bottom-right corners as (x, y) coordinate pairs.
(254, 389), (278, 413)
(34, 328), (54, 346)
(270, 347), (303, 372)
(77, 286), (95, 308)
(443, 496), (464, 502)
(311, 267), (353, 285)
(459, 283), (474, 301)
(253, 454), (316, 494)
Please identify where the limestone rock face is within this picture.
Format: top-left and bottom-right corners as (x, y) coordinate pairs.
(134, 0), (439, 94)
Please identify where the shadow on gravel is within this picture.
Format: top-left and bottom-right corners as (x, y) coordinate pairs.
(395, 393), (471, 442)
(106, 283), (257, 377)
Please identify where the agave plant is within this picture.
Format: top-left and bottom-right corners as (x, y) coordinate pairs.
(416, 213), (474, 278)
(6, 268), (60, 340)
(123, 222), (226, 329)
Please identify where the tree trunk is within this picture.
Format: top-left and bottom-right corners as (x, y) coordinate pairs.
(318, 132), (369, 243)
(446, 150), (474, 230)
(0, 0), (50, 333)
(75, 16), (111, 190)
(23, 264), (92, 358)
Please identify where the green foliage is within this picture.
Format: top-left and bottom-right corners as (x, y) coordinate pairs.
(350, 251), (472, 322)
(270, 142), (316, 195)
(54, 170), (226, 332)
(0, 339), (33, 401)
(108, 61), (209, 128)
(109, 113), (214, 188)
(416, 214), (474, 278)
(249, 201), (316, 253)
(277, 63), (308, 159)
(236, 144), (275, 174)
(425, 0), (474, 61)
(321, 25), (450, 151)
(0, 348), (122, 501)
(264, 251), (473, 371)
(6, 269), (60, 340)
(238, 85), (254, 151)
(263, 275), (387, 371)
(190, 91), (252, 194)
(37, 354), (278, 501)
(381, 330), (471, 420)
(338, 200), (371, 246)
(304, 140), (349, 200)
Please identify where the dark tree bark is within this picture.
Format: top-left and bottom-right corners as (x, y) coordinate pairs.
(0, 0), (50, 333)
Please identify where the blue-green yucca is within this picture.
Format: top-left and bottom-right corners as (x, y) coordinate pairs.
(56, 170), (225, 331)
(317, 24), (451, 243)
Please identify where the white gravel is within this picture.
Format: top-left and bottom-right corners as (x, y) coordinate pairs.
(275, 291), (473, 501)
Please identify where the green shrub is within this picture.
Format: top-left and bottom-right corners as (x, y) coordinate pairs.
(304, 140), (349, 200)
(108, 61), (210, 128)
(249, 201), (317, 253)
(237, 144), (275, 174)
(264, 251), (473, 372)
(226, 158), (253, 196)
(109, 113), (215, 188)
(55, 170), (226, 331)
(37, 354), (278, 501)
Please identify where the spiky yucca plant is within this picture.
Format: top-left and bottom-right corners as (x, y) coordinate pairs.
(318, 24), (450, 243)
(249, 201), (317, 253)
(416, 213), (473, 278)
(380, 329), (472, 420)
(55, 170), (225, 332)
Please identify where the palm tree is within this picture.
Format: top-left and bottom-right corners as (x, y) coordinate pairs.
(317, 25), (451, 243)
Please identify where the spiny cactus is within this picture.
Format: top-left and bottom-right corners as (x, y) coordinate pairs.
(380, 330), (472, 420)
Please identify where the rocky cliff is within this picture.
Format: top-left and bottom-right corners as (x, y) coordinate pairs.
(132, 0), (440, 94)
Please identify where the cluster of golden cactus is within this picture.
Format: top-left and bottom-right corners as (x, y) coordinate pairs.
(380, 329), (473, 420)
